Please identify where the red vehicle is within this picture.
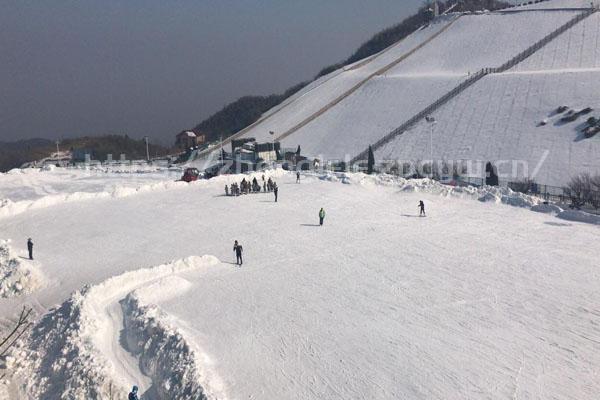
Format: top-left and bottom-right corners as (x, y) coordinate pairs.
(181, 168), (200, 182)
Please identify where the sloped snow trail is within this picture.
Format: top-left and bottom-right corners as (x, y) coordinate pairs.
(99, 287), (153, 396)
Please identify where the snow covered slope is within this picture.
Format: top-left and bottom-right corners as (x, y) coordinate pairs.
(1, 169), (599, 399)
(197, 1), (598, 187)
(215, 15), (461, 148)
(278, 10), (581, 160)
(376, 8), (600, 186)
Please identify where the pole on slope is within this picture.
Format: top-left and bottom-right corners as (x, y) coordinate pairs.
(269, 131), (275, 165)
(55, 140), (60, 161)
(426, 116), (436, 178)
(144, 136), (150, 162)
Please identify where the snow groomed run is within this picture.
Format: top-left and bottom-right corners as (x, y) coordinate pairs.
(1, 167), (599, 399)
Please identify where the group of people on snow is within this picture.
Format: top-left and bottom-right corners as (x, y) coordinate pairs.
(225, 175), (278, 197)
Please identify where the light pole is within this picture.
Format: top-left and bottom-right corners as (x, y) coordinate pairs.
(269, 131), (275, 165)
(426, 116), (436, 178)
(143, 136), (150, 162)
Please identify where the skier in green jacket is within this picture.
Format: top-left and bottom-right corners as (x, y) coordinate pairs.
(319, 208), (326, 226)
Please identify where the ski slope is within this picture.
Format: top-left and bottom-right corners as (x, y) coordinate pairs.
(514, 10), (600, 71)
(195, 1), (600, 187)
(375, 9), (600, 187)
(1, 168), (599, 399)
(275, 10), (581, 161)
(216, 14), (460, 148)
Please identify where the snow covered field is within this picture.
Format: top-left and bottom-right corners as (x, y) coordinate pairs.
(1, 168), (599, 399)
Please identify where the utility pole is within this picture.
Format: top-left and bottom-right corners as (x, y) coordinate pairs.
(269, 131), (275, 164)
(426, 116), (437, 178)
(143, 136), (150, 162)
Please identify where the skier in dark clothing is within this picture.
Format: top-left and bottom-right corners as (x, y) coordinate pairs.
(319, 208), (326, 226)
(27, 238), (33, 260)
(418, 200), (426, 216)
(296, 171), (300, 183)
(274, 184), (278, 202)
(128, 386), (139, 400)
(233, 240), (243, 266)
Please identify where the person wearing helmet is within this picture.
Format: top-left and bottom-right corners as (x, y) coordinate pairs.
(128, 385), (139, 400)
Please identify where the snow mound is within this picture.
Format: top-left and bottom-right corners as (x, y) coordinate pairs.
(122, 289), (223, 399)
(0, 180), (188, 220)
(557, 210), (600, 225)
(0, 240), (44, 298)
(41, 164), (56, 172)
(531, 203), (563, 214)
(13, 255), (220, 399)
(316, 172), (542, 208)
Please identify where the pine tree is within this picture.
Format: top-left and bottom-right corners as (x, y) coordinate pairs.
(485, 162), (499, 186)
(367, 145), (375, 175)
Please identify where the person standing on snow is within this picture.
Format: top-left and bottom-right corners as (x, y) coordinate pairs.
(128, 386), (139, 400)
(418, 200), (426, 216)
(233, 240), (243, 266)
(296, 171), (300, 183)
(319, 208), (326, 226)
(274, 184), (278, 202)
(27, 238), (34, 260)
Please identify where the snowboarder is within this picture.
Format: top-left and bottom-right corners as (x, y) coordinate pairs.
(128, 386), (139, 400)
(27, 238), (33, 260)
(418, 200), (426, 216)
(274, 184), (278, 202)
(296, 171), (300, 183)
(319, 208), (326, 226)
(233, 240), (243, 266)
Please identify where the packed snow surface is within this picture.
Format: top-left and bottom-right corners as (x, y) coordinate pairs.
(1, 168), (599, 399)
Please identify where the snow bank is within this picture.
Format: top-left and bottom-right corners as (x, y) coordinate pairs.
(12, 255), (220, 399)
(317, 172), (542, 208)
(122, 285), (225, 399)
(557, 209), (600, 225)
(0, 240), (44, 298)
(0, 180), (188, 220)
(531, 203), (563, 214)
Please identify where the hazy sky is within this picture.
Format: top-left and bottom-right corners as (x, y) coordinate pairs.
(1, 0), (422, 145)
